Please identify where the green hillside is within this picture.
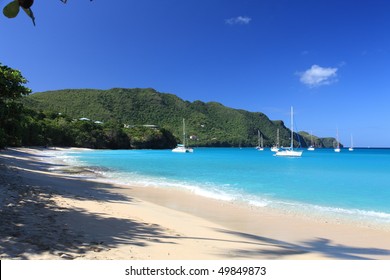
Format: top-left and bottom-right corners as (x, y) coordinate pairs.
(24, 88), (336, 148)
(298, 131), (342, 148)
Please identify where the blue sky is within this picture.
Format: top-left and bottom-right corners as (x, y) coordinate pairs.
(1, 0), (390, 147)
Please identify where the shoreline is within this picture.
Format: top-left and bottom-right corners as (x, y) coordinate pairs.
(54, 147), (390, 232)
(1, 147), (390, 260)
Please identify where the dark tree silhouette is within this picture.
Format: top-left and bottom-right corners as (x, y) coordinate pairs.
(3, 0), (93, 25)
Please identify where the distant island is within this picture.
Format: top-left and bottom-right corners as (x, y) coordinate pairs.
(23, 88), (339, 149)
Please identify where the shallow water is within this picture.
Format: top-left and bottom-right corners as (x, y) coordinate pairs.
(57, 148), (390, 227)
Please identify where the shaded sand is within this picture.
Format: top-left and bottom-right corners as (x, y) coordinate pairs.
(1, 147), (390, 260)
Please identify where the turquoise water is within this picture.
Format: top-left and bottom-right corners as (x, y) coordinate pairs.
(61, 148), (390, 227)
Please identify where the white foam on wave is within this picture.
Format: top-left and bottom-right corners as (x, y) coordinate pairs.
(247, 198), (270, 208)
(35, 149), (75, 167)
(266, 199), (390, 228)
(93, 168), (278, 210)
(311, 204), (390, 220)
(42, 150), (85, 166)
(100, 170), (238, 202)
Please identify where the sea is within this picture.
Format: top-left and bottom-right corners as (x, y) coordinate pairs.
(54, 148), (390, 229)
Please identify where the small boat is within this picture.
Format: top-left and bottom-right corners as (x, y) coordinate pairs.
(271, 129), (280, 152)
(349, 135), (354, 151)
(308, 132), (315, 151)
(334, 129), (341, 152)
(275, 107), (303, 157)
(172, 118), (193, 153)
(275, 149), (303, 157)
(256, 130), (264, 151)
(172, 144), (193, 153)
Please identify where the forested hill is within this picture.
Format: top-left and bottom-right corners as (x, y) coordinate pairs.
(24, 88), (336, 148)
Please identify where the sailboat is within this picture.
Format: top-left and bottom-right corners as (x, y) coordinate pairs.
(271, 129), (280, 152)
(172, 118), (194, 153)
(308, 132), (315, 151)
(334, 129), (341, 152)
(275, 107), (303, 157)
(256, 130), (264, 151)
(349, 134), (354, 151)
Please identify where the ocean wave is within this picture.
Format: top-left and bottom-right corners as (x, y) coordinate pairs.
(267, 200), (390, 226)
(108, 171), (390, 224)
(311, 204), (390, 220)
(99, 170), (238, 202)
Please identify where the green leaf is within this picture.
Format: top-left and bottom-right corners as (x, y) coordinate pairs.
(3, 1), (20, 18)
(22, 7), (35, 26)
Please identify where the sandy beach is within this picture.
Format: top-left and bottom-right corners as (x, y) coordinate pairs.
(1, 147), (390, 260)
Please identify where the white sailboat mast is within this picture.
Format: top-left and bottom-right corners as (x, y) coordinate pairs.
(261, 134), (263, 148)
(183, 118), (186, 148)
(274, 106), (302, 157)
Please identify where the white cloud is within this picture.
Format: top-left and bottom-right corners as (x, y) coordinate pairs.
(301, 50), (309, 56)
(225, 16), (252, 25)
(299, 65), (338, 87)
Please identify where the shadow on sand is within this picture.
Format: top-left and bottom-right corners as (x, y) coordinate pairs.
(213, 229), (390, 260)
(1, 150), (172, 259)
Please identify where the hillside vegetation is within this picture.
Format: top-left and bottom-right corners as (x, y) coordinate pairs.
(24, 88), (337, 148)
